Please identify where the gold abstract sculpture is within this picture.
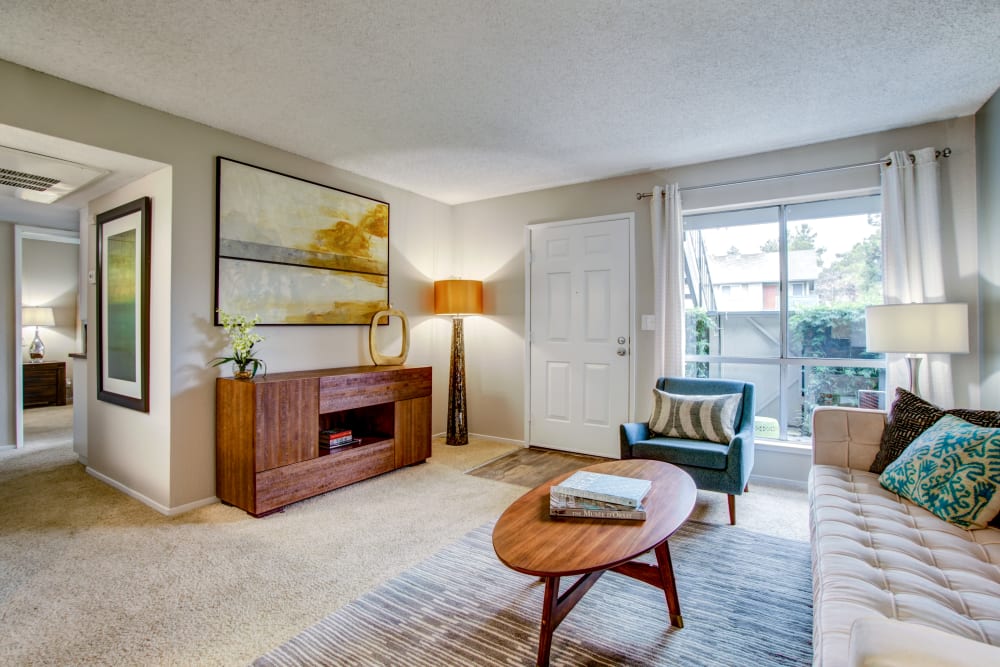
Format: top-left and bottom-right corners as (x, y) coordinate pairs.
(368, 307), (410, 365)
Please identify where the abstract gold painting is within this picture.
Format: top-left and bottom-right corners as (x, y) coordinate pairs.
(215, 157), (389, 324)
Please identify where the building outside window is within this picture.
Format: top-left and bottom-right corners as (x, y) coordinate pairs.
(682, 194), (884, 441)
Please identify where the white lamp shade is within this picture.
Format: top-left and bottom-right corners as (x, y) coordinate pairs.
(22, 306), (55, 327)
(865, 303), (969, 354)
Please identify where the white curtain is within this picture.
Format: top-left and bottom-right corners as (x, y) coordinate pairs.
(881, 147), (954, 405)
(650, 184), (685, 379)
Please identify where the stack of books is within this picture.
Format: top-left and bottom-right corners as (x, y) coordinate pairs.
(549, 470), (651, 520)
(319, 429), (360, 450)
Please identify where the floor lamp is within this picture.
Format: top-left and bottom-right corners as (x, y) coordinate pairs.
(434, 279), (483, 446)
(865, 303), (969, 397)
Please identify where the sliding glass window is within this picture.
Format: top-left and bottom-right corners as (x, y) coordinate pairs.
(683, 194), (884, 442)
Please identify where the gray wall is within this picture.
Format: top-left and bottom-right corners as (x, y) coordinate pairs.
(978, 88), (1000, 408)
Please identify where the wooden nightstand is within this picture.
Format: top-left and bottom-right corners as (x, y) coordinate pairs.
(23, 361), (67, 408)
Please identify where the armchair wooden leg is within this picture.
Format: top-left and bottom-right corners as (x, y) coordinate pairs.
(727, 494), (736, 525)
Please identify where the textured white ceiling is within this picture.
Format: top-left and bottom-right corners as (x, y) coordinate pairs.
(1, 1), (998, 205)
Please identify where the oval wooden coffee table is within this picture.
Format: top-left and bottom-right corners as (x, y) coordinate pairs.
(492, 459), (696, 667)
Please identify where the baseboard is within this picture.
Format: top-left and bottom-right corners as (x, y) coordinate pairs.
(748, 473), (808, 491)
(86, 467), (218, 516)
(166, 496), (219, 516)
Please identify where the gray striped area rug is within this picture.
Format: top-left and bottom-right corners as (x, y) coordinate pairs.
(254, 520), (812, 666)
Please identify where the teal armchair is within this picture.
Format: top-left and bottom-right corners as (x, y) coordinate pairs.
(620, 376), (755, 524)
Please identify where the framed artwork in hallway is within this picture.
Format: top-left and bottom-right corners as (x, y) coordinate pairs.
(96, 196), (151, 412)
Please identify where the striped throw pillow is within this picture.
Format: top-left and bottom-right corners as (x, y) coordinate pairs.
(649, 389), (742, 444)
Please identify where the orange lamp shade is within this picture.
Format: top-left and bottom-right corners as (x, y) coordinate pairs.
(434, 279), (483, 315)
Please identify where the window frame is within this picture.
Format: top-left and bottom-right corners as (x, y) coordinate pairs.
(682, 193), (885, 442)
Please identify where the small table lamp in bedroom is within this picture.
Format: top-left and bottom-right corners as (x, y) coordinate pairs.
(23, 306), (55, 362)
(434, 279), (483, 446)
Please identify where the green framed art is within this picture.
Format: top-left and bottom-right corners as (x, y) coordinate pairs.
(96, 196), (151, 412)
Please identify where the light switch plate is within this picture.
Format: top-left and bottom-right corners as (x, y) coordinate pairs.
(641, 314), (655, 331)
(88, 270), (96, 284)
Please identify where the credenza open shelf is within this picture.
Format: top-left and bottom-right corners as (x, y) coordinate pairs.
(216, 365), (431, 516)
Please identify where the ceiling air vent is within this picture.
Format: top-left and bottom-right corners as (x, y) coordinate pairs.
(0, 145), (109, 204)
(0, 167), (60, 191)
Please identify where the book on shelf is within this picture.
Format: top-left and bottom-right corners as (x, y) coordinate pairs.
(550, 470), (651, 508)
(319, 437), (361, 450)
(320, 429), (353, 445)
(549, 493), (646, 520)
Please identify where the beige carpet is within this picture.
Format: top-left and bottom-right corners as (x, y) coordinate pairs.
(0, 426), (808, 666)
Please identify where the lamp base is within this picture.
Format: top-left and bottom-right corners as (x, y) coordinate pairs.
(28, 327), (45, 363)
(446, 317), (468, 446)
(905, 355), (922, 397)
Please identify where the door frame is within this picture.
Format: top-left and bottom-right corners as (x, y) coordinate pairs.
(523, 212), (637, 452)
(13, 224), (80, 449)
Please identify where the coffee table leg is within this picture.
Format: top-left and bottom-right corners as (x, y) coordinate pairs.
(537, 576), (560, 667)
(654, 541), (683, 628)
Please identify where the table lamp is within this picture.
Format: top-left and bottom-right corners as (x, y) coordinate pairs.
(865, 303), (969, 396)
(434, 279), (483, 445)
(23, 306), (55, 362)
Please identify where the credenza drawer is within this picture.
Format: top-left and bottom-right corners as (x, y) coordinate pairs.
(253, 439), (394, 515)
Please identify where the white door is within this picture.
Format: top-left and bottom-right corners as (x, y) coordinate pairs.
(527, 215), (632, 458)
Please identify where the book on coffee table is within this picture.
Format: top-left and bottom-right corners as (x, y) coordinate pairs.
(550, 470), (651, 508)
(549, 493), (646, 520)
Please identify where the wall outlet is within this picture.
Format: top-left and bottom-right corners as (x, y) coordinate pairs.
(641, 314), (655, 331)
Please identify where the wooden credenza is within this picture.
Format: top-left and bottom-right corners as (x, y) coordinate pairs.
(23, 361), (67, 408)
(216, 365), (432, 516)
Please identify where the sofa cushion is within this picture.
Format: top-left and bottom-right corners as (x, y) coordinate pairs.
(848, 617), (1000, 667)
(869, 389), (1000, 474)
(810, 465), (1000, 667)
(631, 437), (729, 470)
(648, 389), (741, 444)
(879, 415), (1000, 529)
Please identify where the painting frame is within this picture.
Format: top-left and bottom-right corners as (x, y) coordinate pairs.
(96, 196), (151, 412)
(214, 157), (390, 325)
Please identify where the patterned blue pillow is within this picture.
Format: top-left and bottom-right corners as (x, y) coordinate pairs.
(879, 414), (1000, 529)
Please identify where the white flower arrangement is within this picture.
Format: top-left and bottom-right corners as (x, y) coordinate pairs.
(210, 310), (266, 378)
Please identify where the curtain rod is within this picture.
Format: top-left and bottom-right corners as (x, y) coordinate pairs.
(635, 147), (952, 200)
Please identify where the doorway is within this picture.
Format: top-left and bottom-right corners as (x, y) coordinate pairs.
(14, 226), (80, 450)
(525, 214), (635, 458)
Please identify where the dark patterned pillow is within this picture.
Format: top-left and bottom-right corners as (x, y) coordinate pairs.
(868, 388), (1000, 474)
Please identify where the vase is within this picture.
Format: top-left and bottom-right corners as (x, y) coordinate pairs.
(232, 364), (253, 380)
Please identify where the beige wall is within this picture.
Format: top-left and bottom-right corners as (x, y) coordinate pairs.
(977, 88), (1000, 408)
(86, 168), (173, 509)
(0, 57), (989, 495)
(453, 117), (982, 455)
(1, 59), (451, 511)
(21, 238), (78, 381)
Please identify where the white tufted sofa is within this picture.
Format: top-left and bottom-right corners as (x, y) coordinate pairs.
(809, 406), (1000, 667)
